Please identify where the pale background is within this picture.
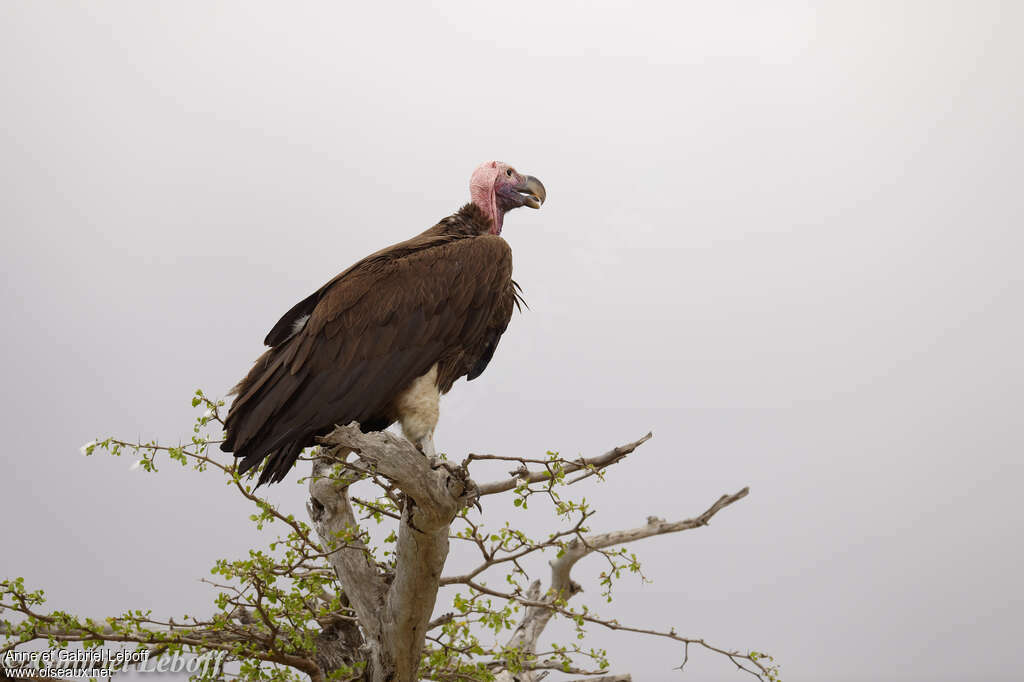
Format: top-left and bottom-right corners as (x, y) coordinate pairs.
(2, 2), (1022, 680)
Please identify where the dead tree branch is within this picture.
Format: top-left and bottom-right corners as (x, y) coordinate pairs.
(309, 423), (476, 682)
(491, 487), (752, 682)
(475, 433), (652, 497)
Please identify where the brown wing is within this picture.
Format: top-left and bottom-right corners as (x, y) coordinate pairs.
(221, 235), (513, 484)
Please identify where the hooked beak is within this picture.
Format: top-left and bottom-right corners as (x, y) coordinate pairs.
(516, 175), (546, 209)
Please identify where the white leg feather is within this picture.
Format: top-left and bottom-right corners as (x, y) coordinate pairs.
(395, 364), (441, 459)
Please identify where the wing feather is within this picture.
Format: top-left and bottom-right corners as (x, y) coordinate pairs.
(223, 235), (514, 484)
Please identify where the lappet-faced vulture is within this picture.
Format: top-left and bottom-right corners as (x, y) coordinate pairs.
(220, 161), (546, 485)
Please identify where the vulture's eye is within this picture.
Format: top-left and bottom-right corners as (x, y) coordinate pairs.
(506, 168), (513, 177)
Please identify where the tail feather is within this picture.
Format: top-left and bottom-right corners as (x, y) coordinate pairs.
(221, 346), (311, 486)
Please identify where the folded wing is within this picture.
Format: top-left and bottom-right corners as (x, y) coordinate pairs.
(221, 234), (514, 485)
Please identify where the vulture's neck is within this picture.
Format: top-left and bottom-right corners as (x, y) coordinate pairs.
(469, 191), (504, 234)
(449, 203), (499, 236)
(488, 209), (504, 234)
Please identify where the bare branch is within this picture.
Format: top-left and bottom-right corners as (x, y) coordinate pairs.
(492, 487), (752, 680)
(322, 423), (472, 531)
(313, 423), (479, 682)
(563, 487), (750, 564)
(475, 433), (652, 497)
(307, 454), (387, 630)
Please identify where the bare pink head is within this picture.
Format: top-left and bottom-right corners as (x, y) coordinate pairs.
(469, 161), (546, 234)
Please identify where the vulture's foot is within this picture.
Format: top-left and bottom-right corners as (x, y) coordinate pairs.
(429, 457), (482, 513)
(462, 479), (483, 514)
(428, 455), (456, 475)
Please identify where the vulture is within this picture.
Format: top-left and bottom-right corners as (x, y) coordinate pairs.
(220, 161), (546, 485)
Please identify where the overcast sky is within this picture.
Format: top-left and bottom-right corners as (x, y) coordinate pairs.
(2, 2), (1022, 681)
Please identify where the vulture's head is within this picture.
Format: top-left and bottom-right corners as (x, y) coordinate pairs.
(470, 161), (546, 235)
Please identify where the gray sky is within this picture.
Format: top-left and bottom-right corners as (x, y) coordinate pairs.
(2, 1), (1022, 680)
